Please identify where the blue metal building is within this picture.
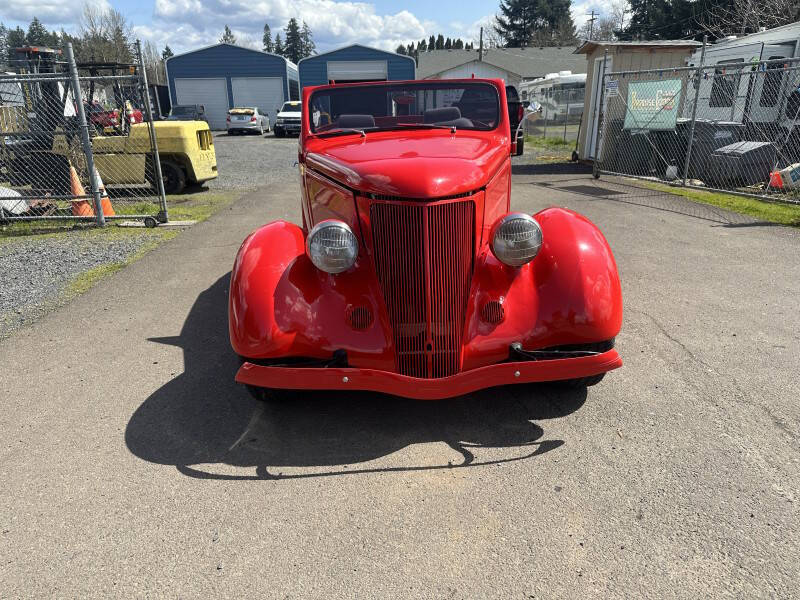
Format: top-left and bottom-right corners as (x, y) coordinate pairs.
(166, 43), (299, 129)
(298, 44), (415, 90)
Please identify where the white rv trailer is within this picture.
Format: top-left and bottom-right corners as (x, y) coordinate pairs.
(683, 22), (800, 127)
(519, 71), (586, 121)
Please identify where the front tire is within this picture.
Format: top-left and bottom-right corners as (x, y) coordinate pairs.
(160, 160), (186, 194)
(275, 127), (285, 138)
(558, 373), (606, 389)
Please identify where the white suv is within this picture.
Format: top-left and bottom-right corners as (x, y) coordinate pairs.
(274, 101), (302, 137)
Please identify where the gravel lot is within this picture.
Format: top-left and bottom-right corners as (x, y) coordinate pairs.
(0, 133), (298, 339)
(0, 232), (163, 339)
(206, 132), (299, 191)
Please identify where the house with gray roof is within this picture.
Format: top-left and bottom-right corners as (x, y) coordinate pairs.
(417, 46), (587, 87)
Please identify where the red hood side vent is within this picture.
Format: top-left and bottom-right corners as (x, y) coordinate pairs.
(370, 199), (475, 378)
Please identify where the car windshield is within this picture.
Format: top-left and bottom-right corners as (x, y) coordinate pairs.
(281, 102), (301, 112)
(309, 82), (500, 134)
(171, 106), (195, 115)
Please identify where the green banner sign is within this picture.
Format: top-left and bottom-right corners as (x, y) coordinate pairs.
(623, 79), (682, 131)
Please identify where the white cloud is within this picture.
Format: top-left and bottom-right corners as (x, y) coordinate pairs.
(0, 0), (110, 28)
(144, 0), (430, 53)
(571, 0), (623, 29)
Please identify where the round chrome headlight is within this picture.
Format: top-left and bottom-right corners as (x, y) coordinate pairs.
(306, 220), (359, 274)
(490, 213), (543, 267)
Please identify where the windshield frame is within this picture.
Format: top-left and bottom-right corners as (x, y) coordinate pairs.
(307, 80), (502, 136)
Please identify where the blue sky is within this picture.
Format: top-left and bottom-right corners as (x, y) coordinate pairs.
(1, 0), (605, 54)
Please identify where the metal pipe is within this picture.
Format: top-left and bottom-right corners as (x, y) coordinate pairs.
(682, 37), (707, 186)
(592, 49), (609, 178)
(136, 39), (168, 223)
(65, 42), (105, 226)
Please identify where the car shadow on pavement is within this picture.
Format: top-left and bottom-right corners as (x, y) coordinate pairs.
(125, 274), (586, 481)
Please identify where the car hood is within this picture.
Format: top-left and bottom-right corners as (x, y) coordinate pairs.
(305, 131), (509, 198)
(277, 111), (301, 119)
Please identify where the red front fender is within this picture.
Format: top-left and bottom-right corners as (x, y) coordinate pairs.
(228, 220), (395, 370)
(462, 207), (622, 370)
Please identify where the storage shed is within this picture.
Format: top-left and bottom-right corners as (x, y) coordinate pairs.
(166, 43), (299, 129)
(298, 44), (415, 90)
(574, 40), (701, 161)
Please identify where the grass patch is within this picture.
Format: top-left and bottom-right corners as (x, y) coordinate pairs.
(637, 181), (800, 227)
(522, 135), (574, 162)
(1, 190), (238, 240)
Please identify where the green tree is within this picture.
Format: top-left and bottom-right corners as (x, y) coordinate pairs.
(262, 24), (273, 52)
(26, 17), (49, 46)
(6, 26), (26, 64)
(428, 35), (435, 50)
(162, 45), (173, 60)
(396, 44), (406, 55)
(300, 21), (315, 58)
(283, 18), (303, 63)
(435, 34), (444, 49)
(418, 38), (427, 52)
(274, 33), (284, 57)
(220, 25), (236, 44)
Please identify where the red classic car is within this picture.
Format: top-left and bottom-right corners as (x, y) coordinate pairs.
(229, 79), (622, 401)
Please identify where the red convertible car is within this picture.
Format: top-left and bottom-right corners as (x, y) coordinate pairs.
(229, 79), (622, 401)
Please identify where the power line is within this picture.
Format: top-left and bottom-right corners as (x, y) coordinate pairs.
(586, 10), (599, 41)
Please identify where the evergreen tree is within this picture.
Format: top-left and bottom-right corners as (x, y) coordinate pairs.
(623, 0), (695, 40)
(428, 35), (436, 50)
(26, 17), (48, 46)
(436, 34), (445, 49)
(495, 0), (575, 47)
(220, 25), (236, 44)
(300, 21), (315, 58)
(262, 24), (273, 53)
(418, 38), (427, 52)
(162, 45), (173, 60)
(0, 23), (8, 67)
(396, 44), (406, 55)
(274, 33), (284, 57)
(283, 18), (303, 63)
(6, 26), (25, 64)
(454, 38), (464, 49)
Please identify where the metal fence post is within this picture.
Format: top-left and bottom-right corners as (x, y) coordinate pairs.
(592, 49), (609, 179)
(136, 39), (168, 223)
(681, 36), (707, 187)
(564, 100), (569, 141)
(65, 42), (105, 226)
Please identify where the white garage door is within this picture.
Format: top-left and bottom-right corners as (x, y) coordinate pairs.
(327, 60), (388, 82)
(231, 77), (285, 123)
(174, 78), (229, 130)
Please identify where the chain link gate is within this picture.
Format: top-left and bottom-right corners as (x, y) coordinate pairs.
(594, 49), (800, 205)
(0, 40), (168, 225)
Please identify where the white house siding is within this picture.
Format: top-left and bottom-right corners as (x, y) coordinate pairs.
(425, 61), (521, 87)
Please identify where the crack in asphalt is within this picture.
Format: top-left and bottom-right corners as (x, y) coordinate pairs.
(632, 308), (799, 443)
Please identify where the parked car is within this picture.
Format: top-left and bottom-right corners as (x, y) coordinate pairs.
(226, 107), (270, 135)
(229, 79), (623, 401)
(167, 104), (208, 124)
(273, 101), (301, 137)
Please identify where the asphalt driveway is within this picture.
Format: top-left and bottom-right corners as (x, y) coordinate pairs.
(1, 156), (798, 596)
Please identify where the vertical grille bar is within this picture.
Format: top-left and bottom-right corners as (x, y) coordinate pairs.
(370, 200), (474, 378)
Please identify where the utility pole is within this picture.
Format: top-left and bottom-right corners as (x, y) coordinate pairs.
(586, 10), (598, 41)
(479, 26), (484, 61)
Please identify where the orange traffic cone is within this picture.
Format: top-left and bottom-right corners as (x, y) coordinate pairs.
(93, 167), (115, 217)
(70, 166), (94, 217)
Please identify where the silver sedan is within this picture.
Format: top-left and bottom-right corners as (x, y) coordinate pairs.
(226, 107), (270, 135)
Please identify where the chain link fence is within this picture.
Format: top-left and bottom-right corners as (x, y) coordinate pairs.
(522, 85), (585, 144)
(0, 41), (167, 225)
(594, 53), (800, 204)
